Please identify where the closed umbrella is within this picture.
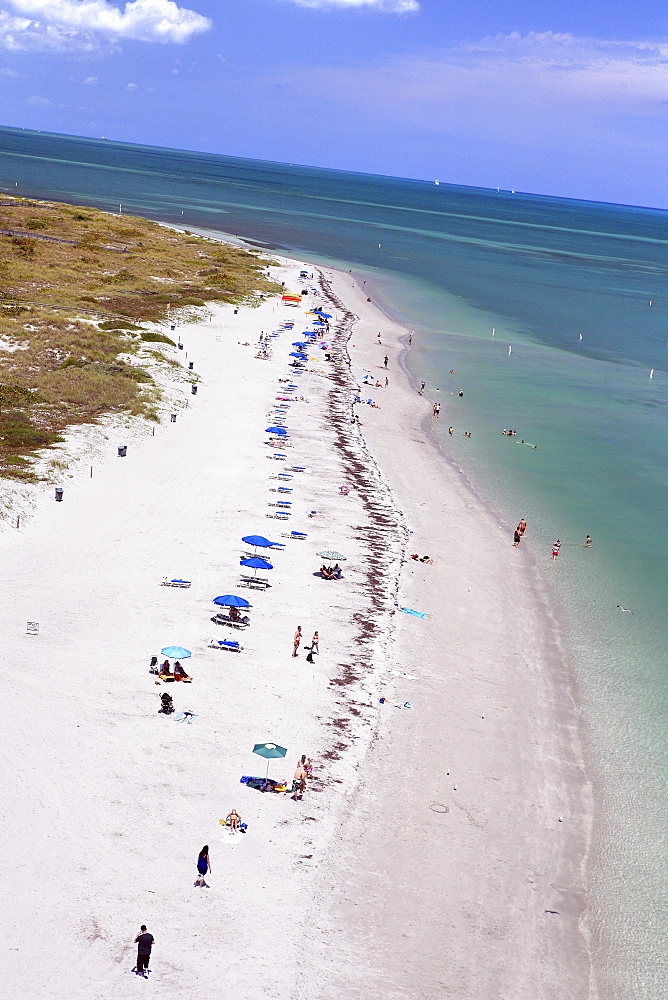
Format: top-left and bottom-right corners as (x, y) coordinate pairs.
(252, 742), (287, 780)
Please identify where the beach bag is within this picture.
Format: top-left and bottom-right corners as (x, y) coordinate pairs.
(306, 649), (314, 663)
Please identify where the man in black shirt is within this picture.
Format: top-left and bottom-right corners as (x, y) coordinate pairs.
(134, 925), (154, 977)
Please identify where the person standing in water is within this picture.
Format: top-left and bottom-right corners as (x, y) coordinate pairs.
(518, 518), (527, 536)
(585, 535), (592, 548)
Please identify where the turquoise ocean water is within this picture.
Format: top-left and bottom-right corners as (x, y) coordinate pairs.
(1, 127), (666, 997)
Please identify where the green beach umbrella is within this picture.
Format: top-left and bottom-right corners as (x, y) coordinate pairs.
(318, 551), (346, 561)
(252, 742), (287, 780)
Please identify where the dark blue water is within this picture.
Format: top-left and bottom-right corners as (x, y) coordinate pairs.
(1, 126), (667, 998)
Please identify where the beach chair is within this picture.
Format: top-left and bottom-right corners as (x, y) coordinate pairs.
(211, 614), (250, 630)
(239, 578), (268, 590)
(208, 638), (243, 652)
(266, 453), (287, 461)
(281, 530), (307, 540)
(160, 578), (192, 588)
(266, 512), (290, 520)
(291, 466), (306, 473)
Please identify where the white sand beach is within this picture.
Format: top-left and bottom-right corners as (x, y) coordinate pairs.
(0, 253), (592, 998)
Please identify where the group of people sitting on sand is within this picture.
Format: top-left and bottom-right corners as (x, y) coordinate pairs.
(410, 554), (433, 563)
(320, 563), (343, 579)
(158, 659), (191, 682)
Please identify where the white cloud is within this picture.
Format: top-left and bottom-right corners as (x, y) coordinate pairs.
(126, 80), (136, 87)
(84, 74), (97, 82)
(286, 0), (419, 11)
(0, 0), (212, 51)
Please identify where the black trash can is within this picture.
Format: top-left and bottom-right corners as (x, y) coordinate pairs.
(178, 342), (183, 350)
(233, 309), (238, 315)
(118, 446), (127, 457)
(191, 385), (198, 395)
(55, 487), (64, 502)
(170, 324), (175, 331)
(170, 413), (177, 423)
(188, 361), (194, 370)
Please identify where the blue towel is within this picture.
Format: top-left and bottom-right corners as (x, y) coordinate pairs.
(400, 607), (427, 618)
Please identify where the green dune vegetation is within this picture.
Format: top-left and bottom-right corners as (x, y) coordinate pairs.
(0, 196), (280, 479)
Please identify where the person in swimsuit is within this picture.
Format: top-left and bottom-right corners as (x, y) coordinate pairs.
(299, 755), (313, 778)
(197, 846), (211, 877)
(311, 632), (319, 654)
(518, 519), (527, 535)
(585, 535), (592, 548)
(293, 626), (302, 657)
(514, 529), (521, 547)
(552, 542), (560, 560)
(225, 810), (241, 833)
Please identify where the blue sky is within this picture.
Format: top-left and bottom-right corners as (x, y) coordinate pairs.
(0, 0), (666, 207)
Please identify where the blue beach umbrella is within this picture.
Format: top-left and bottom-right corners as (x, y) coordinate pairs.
(266, 427), (288, 436)
(240, 557), (273, 578)
(160, 645), (191, 659)
(242, 534), (274, 550)
(213, 595), (252, 608)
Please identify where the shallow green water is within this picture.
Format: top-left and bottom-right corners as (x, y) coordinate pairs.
(1, 126), (666, 997)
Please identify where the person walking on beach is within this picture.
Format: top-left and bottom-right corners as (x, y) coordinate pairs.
(408, 333), (412, 345)
(311, 631), (319, 655)
(293, 626), (302, 657)
(292, 762), (307, 800)
(448, 426), (453, 436)
(433, 403), (440, 417)
(385, 377), (389, 387)
(513, 528), (521, 547)
(197, 845), (211, 878)
(419, 380), (425, 395)
(551, 541), (561, 560)
(518, 518), (527, 536)
(134, 925), (154, 977)
(384, 355), (388, 368)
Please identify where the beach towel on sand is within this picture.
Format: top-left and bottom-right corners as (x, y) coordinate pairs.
(400, 607), (427, 618)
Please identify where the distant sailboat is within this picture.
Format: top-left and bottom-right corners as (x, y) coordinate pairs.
(492, 327), (495, 337)
(579, 333), (583, 341)
(508, 345), (512, 356)
(434, 180), (440, 186)
(650, 368), (654, 379)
